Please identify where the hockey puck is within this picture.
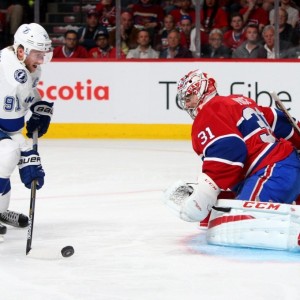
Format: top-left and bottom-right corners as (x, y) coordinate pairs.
(61, 246), (74, 258)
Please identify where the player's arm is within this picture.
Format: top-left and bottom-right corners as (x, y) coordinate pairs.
(163, 135), (247, 222)
(259, 106), (300, 149)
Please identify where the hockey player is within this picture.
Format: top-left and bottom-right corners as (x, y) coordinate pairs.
(0, 23), (54, 236)
(163, 69), (300, 250)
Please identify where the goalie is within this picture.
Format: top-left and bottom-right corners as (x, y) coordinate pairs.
(163, 69), (300, 251)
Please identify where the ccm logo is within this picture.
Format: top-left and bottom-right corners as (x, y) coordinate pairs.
(243, 201), (280, 210)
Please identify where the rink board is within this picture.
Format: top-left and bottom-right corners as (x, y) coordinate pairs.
(38, 59), (300, 139)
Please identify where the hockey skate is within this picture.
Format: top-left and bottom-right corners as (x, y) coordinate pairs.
(0, 210), (29, 228)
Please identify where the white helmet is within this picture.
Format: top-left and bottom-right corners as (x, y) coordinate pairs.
(14, 23), (52, 56)
(177, 69), (217, 119)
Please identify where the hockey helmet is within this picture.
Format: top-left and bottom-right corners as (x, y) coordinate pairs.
(177, 69), (217, 119)
(14, 23), (53, 63)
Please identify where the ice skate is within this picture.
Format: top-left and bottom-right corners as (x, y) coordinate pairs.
(0, 210), (29, 228)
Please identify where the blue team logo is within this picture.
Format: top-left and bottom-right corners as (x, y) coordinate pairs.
(14, 69), (27, 84)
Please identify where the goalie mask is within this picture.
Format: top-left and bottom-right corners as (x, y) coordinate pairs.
(14, 23), (53, 64)
(177, 70), (217, 119)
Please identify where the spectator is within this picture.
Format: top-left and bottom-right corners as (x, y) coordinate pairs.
(95, 0), (116, 31)
(131, 0), (165, 41)
(239, 0), (269, 32)
(122, 0), (139, 11)
(89, 28), (126, 58)
(257, 24), (292, 58)
(201, 28), (232, 57)
(53, 30), (88, 58)
(223, 13), (247, 51)
(109, 11), (139, 55)
(169, 0), (195, 26)
(275, 7), (299, 46)
(126, 29), (159, 58)
(269, 0), (299, 28)
(0, 10), (6, 49)
(161, 0), (180, 14)
(232, 24), (266, 58)
(160, 29), (193, 58)
(155, 14), (176, 51)
(179, 14), (193, 49)
(77, 9), (106, 51)
(201, 0), (229, 34)
(6, 0), (26, 44)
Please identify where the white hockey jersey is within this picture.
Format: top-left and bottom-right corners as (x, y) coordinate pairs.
(0, 47), (42, 133)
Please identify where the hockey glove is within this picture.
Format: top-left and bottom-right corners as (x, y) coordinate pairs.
(18, 150), (45, 190)
(26, 101), (54, 138)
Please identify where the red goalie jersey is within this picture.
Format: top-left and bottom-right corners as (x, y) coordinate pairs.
(192, 95), (300, 191)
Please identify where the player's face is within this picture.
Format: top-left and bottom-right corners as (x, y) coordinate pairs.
(24, 49), (53, 73)
(183, 94), (199, 109)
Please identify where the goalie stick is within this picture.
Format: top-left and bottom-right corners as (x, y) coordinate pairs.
(270, 91), (300, 136)
(26, 130), (38, 255)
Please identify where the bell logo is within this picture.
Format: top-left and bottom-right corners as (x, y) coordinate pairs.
(37, 80), (109, 101)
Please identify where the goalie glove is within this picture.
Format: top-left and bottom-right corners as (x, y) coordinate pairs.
(163, 180), (197, 222)
(163, 173), (220, 222)
(26, 101), (54, 138)
(18, 150), (45, 190)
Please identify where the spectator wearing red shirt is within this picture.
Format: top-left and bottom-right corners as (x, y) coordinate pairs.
(223, 13), (247, 51)
(170, 0), (195, 26)
(239, 0), (269, 32)
(95, 0), (116, 31)
(179, 14), (193, 49)
(53, 30), (88, 58)
(88, 28), (126, 59)
(131, 0), (165, 41)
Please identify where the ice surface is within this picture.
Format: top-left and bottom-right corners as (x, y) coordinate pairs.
(1, 140), (299, 300)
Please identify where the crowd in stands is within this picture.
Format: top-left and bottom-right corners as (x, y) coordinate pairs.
(2, 0), (300, 59)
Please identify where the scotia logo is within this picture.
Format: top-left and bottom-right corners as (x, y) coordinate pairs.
(37, 79), (109, 101)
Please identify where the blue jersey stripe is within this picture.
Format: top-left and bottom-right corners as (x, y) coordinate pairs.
(0, 117), (24, 132)
(204, 136), (247, 164)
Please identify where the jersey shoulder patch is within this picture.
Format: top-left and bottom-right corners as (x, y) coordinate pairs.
(14, 69), (28, 84)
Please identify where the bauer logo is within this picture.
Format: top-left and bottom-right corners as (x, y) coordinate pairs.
(37, 80), (109, 101)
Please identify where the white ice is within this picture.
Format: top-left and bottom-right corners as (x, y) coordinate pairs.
(1, 139), (300, 300)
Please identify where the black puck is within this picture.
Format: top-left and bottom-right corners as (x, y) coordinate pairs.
(61, 246), (74, 258)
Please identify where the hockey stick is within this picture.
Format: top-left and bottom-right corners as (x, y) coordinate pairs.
(26, 130), (38, 255)
(270, 91), (300, 136)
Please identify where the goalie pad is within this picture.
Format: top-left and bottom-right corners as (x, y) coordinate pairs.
(207, 199), (300, 251)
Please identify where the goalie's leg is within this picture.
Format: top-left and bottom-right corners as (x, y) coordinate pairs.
(237, 150), (300, 203)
